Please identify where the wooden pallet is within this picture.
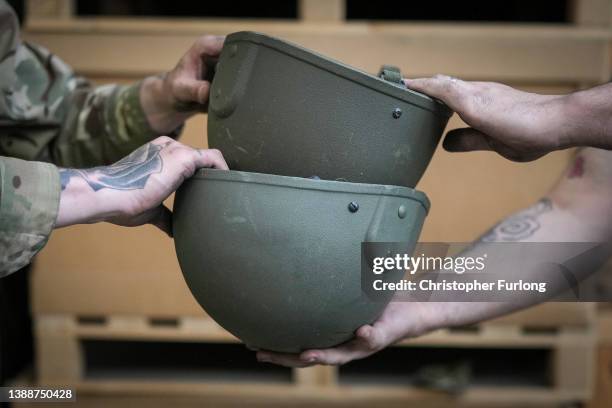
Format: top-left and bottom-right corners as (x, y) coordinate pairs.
(33, 307), (596, 407)
(587, 307), (612, 408)
(34, 314), (335, 388)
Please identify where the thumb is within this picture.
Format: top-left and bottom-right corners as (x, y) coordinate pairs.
(443, 127), (494, 153)
(191, 35), (225, 58)
(443, 128), (543, 162)
(174, 78), (211, 106)
(355, 324), (388, 351)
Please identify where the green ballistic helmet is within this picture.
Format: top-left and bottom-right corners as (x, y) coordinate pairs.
(208, 32), (451, 187)
(173, 170), (429, 352)
(173, 32), (442, 352)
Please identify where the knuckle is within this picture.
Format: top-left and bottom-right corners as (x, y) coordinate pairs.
(182, 159), (198, 174)
(443, 78), (458, 92)
(171, 140), (187, 149)
(207, 148), (223, 159)
(194, 35), (220, 50)
(170, 148), (196, 164)
(173, 78), (190, 92)
(201, 34), (218, 43)
(154, 135), (174, 145)
(450, 86), (475, 114)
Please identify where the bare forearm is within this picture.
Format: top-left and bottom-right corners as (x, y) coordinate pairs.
(424, 194), (611, 331)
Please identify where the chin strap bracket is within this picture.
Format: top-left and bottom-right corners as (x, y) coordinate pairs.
(378, 65), (405, 88)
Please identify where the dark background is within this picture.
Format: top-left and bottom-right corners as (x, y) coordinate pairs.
(74, 0), (570, 23)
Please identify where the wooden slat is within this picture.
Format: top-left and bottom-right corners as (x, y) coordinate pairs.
(35, 315), (82, 383)
(39, 381), (591, 407)
(554, 328), (596, 399)
(570, 0), (612, 27)
(587, 345), (612, 408)
(399, 326), (595, 348)
(25, 0), (74, 20)
(490, 302), (596, 327)
(23, 19), (610, 83)
(74, 315), (239, 343)
(299, 0), (345, 22)
(294, 366), (337, 387)
(598, 309), (612, 344)
(41, 313), (595, 348)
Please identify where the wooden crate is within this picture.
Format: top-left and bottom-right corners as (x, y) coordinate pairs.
(587, 307), (612, 408)
(32, 303), (595, 407)
(34, 314), (334, 387)
(589, 345), (612, 408)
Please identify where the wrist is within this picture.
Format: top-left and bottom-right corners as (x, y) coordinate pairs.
(416, 302), (454, 333)
(55, 170), (121, 227)
(393, 300), (450, 337)
(560, 89), (610, 150)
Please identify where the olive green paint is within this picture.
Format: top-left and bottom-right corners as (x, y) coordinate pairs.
(208, 32), (452, 187)
(173, 170), (429, 352)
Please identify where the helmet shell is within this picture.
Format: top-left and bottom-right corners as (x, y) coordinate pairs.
(208, 31), (451, 188)
(173, 170), (429, 352)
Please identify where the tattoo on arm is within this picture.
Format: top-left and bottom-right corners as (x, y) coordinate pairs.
(60, 143), (164, 191)
(567, 155), (585, 179)
(478, 198), (553, 242)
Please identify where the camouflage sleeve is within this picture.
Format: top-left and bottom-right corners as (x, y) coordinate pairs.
(0, 156), (59, 277)
(0, 0), (177, 167)
(0, 0), (180, 276)
(1, 41), (163, 166)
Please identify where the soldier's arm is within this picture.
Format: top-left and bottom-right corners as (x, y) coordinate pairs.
(258, 148), (612, 367)
(1, 14), (223, 166)
(0, 0), (225, 276)
(1, 138), (228, 277)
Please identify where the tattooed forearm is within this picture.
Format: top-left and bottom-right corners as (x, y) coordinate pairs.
(60, 143), (164, 191)
(478, 198), (553, 242)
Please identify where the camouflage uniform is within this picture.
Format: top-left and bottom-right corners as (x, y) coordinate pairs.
(0, 0), (173, 276)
